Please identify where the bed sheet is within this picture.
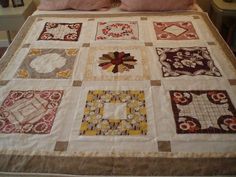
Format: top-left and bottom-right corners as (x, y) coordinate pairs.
(0, 10), (236, 176)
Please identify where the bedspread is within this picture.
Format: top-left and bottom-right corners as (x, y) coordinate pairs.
(0, 12), (236, 176)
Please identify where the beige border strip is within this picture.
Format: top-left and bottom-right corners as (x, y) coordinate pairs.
(0, 154), (235, 175)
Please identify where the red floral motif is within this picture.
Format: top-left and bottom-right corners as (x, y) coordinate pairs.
(172, 91), (192, 105)
(218, 116), (236, 132)
(102, 23), (134, 38)
(45, 22), (58, 29)
(40, 33), (54, 40)
(64, 33), (78, 41)
(96, 21), (139, 40)
(178, 117), (201, 133)
(207, 91), (228, 104)
(0, 90), (63, 134)
(68, 24), (81, 29)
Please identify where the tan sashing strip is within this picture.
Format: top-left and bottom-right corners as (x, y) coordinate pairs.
(0, 12), (236, 175)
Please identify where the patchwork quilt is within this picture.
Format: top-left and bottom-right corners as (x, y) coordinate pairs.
(0, 12), (236, 176)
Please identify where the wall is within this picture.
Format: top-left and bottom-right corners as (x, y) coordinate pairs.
(197, 0), (211, 12)
(0, 0), (39, 46)
(0, 32), (8, 47)
(0, 32), (7, 40)
(33, 0), (40, 6)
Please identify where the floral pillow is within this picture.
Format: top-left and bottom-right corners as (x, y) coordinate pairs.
(38, 0), (112, 11)
(120, 0), (195, 11)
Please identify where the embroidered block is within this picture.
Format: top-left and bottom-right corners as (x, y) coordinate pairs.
(38, 22), (82, 41)
(96, 21), (139, 40)
(16, 48), (78, 79)
(153, 21), (199, 40)
(0, 90), (63, 134)
(80, 90), (147, 136)
(170, 90), (236, 134)
(156, 47), (221, 77)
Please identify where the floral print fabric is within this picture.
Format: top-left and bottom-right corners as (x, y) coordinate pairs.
(80, 90), (147, 136)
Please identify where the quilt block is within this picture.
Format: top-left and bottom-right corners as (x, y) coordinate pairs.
(80, 90), (147, 136)
(85, 46), (150, 81)
(153, 21), (199, 40)
(38, 22), (82, 41)
(170, 90), (236, 134)
(96, 21), (139, 40)
(0, 90), (63, 134)
(98, 51), (137, 74)
(16, 48), (78, 79)
(156, 47), (221, 77)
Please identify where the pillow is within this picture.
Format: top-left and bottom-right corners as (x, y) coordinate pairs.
(38, 0), (112, 11)
(120, 0), (195, 11)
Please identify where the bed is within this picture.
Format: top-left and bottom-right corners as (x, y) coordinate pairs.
(0, 1), (236, 176)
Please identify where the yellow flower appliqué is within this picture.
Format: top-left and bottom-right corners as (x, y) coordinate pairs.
(56, 70), (72, 78)
(28, 49), (41, 56)
(17, 69), (29, 78)
(66, 49), (78, 57)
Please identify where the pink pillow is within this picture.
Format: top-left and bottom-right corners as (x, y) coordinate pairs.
(38, 0), (112, 11)
(120, 0), (195, 11)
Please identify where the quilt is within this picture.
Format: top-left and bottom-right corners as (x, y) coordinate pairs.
(0, 12), (236, 176)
